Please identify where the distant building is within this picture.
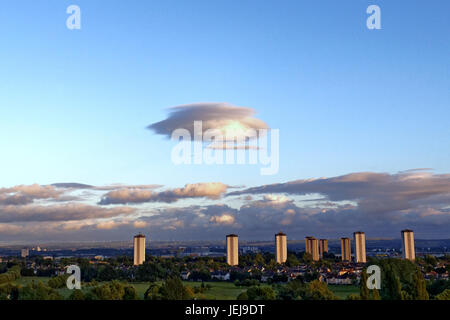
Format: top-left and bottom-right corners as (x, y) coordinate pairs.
(211, 271), (230, 281)
(353, 232), (367, 263)
(319, 239), (328, 258)
(305, 236), (319, 261)
(341, 238), (351, 262)
(275, 232), (287, 264)
(21, 248), (29, 258)
(242, 246), (259, 254)
(133, 233), (146, 266)
(180, 271), (191, 280)
(36, 246), (41, 252)
(401, 229), (415, 261)
(226, 234), (239, 266)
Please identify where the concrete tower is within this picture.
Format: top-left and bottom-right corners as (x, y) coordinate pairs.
(305, 236), (319, 261)
(319, 239), (328, 259)
(133, 233), (146, 266)
(353, 231), (367, 263)
(275, 232), (287, 264)
(226, 234), (239, 266)
(401, 229), (415, 261)
(341, 237), (351, 262)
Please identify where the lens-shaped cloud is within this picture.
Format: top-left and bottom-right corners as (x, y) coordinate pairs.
(148, 102), (269, 144)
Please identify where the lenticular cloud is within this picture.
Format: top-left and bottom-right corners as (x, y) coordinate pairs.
(147, 102), (269, 141)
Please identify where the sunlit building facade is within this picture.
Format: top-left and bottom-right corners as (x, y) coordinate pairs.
(305, 236), (319, 261)
(353, 231), (366, 263)
(133, 233), (146, 266)
(226, 234), (239, 266)
(275, 232), (287, 264)
(341, 237), (351, 262)
(319, 239), (328, 258)
(401, 229), (415, 261)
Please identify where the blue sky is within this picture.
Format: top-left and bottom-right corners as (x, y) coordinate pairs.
(0, 1), (449, 240)
(1, 0), (449, 188)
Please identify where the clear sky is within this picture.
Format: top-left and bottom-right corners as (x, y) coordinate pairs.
(1, 0), (449, 187)
(0, 1), (449, 241)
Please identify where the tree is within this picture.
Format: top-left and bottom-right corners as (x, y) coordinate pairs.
(435, 289), (450, 300)
(302, 252), (313, 265)
(424, 255), (438, 267)
(68, 289), (85, 300)
(245, 286), (276, 300)
(303, 280), (337, 300)
(144, 283), (163, 300)
(412, 270), (429, 300)
(158, 277), (194, 300)
(89, 281), (126, 300)
(254, 253), (265, 266)
(275, 278), (305, 300)
(371, 288), (381, 300)
(19, 281), (62, 300)
(360, 269), (370, 300)
(123, 286), (139, 300)
(286, 254), (299, 267)
(384, 266), (403, 300)
(48, 274), (69, 289)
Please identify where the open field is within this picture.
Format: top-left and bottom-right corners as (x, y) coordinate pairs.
(328, 285), (359, 299)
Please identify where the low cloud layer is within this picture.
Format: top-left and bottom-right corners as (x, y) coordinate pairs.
(99, 182), (228, 205)
(0, 184), (64, 205)
(0, 170), (449, 241)
(228, 171), (450, 215)
(0, 204), (135, 223)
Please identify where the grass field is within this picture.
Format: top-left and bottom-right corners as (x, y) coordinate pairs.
(7, 277), (359, 300)
(328, 285), (360, 299)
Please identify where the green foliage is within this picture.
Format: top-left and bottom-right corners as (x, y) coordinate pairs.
(18, 281), (62, 300)
(275, 278), (304, 300)
(371, 288), (381, 300)
(159, 276), (194, 300)
(302, 252), (313, 265)
(0, 283), (19, 300)
(188, 269), (211, 282)
(145, 277), (194, 300)
(123, 285), (139, 300)
(48, 274), (69, 289)
(0, 266), (21, 284)
(371, 258), (427, 300)
(423, 255), (438, 267)
(411, 270), (429, 300)
(303, 280), (338, 300)
(68, 289), (85, 300)
(359, 269), (370, 300)
(20, 268), (35, 277)
(236, 291), (248, 300)
(234, 279), (260, 287)
(89, 280), (127, 300)
(135, 262), (168, 282)
(144, 283), (163, 300)
(244, 286), (276, 300)
(254, 253), (265, 266)
(435, 289), (450, 300)
(427, 279), (450, 299)
(286, 254), (300, 267)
